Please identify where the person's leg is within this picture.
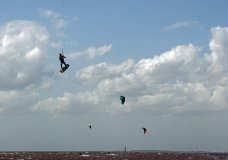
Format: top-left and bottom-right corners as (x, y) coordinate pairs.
(63, 61), (67, 67)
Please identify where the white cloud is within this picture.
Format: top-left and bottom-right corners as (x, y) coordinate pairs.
(165, 20), (200, 31)
(0, 6), (227, 124)
(0, 20), (48, 90)
(205, 26), (228, 73)
(0, 20), (58, 115)
(87, 44), (112, 59)
(76, 59), (134, 84)
(135, 44), (201, 82)
(68, 44), (112, 60)
(26, 26), (228, 116)
(31, 91), (100, 115)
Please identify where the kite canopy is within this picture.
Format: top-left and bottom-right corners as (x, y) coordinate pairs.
(142, 127), (147, 135)
(120, 96), (125, 105)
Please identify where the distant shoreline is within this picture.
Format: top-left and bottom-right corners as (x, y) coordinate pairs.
(0, 151), (227, 160)
(0, 150), (227, 153)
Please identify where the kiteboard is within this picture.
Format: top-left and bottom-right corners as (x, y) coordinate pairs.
(60, 64), (70, 73)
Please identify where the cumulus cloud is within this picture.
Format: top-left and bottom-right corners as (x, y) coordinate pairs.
(205, 26), (228, 73)
(135, 44), (201, 83)
(68, 44), (112, 60)
(31, 44), (202, 115)
(165, 20), (201, 31)
(31, 26), (228, 116)
(0, 20), (54, 115)
(76, 59), (134, 84)
(0, 20), (48, 90)
(31, 91), (100, 115)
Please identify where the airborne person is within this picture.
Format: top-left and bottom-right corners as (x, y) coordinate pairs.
(59, 53), (67, 69)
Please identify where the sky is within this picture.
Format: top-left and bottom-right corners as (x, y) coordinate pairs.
(0, 0), (228, 152)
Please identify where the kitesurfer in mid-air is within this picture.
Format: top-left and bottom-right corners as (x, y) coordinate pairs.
(59, 53), (68, 69)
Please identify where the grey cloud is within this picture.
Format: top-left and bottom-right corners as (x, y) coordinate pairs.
(0, 90), (39, 114)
